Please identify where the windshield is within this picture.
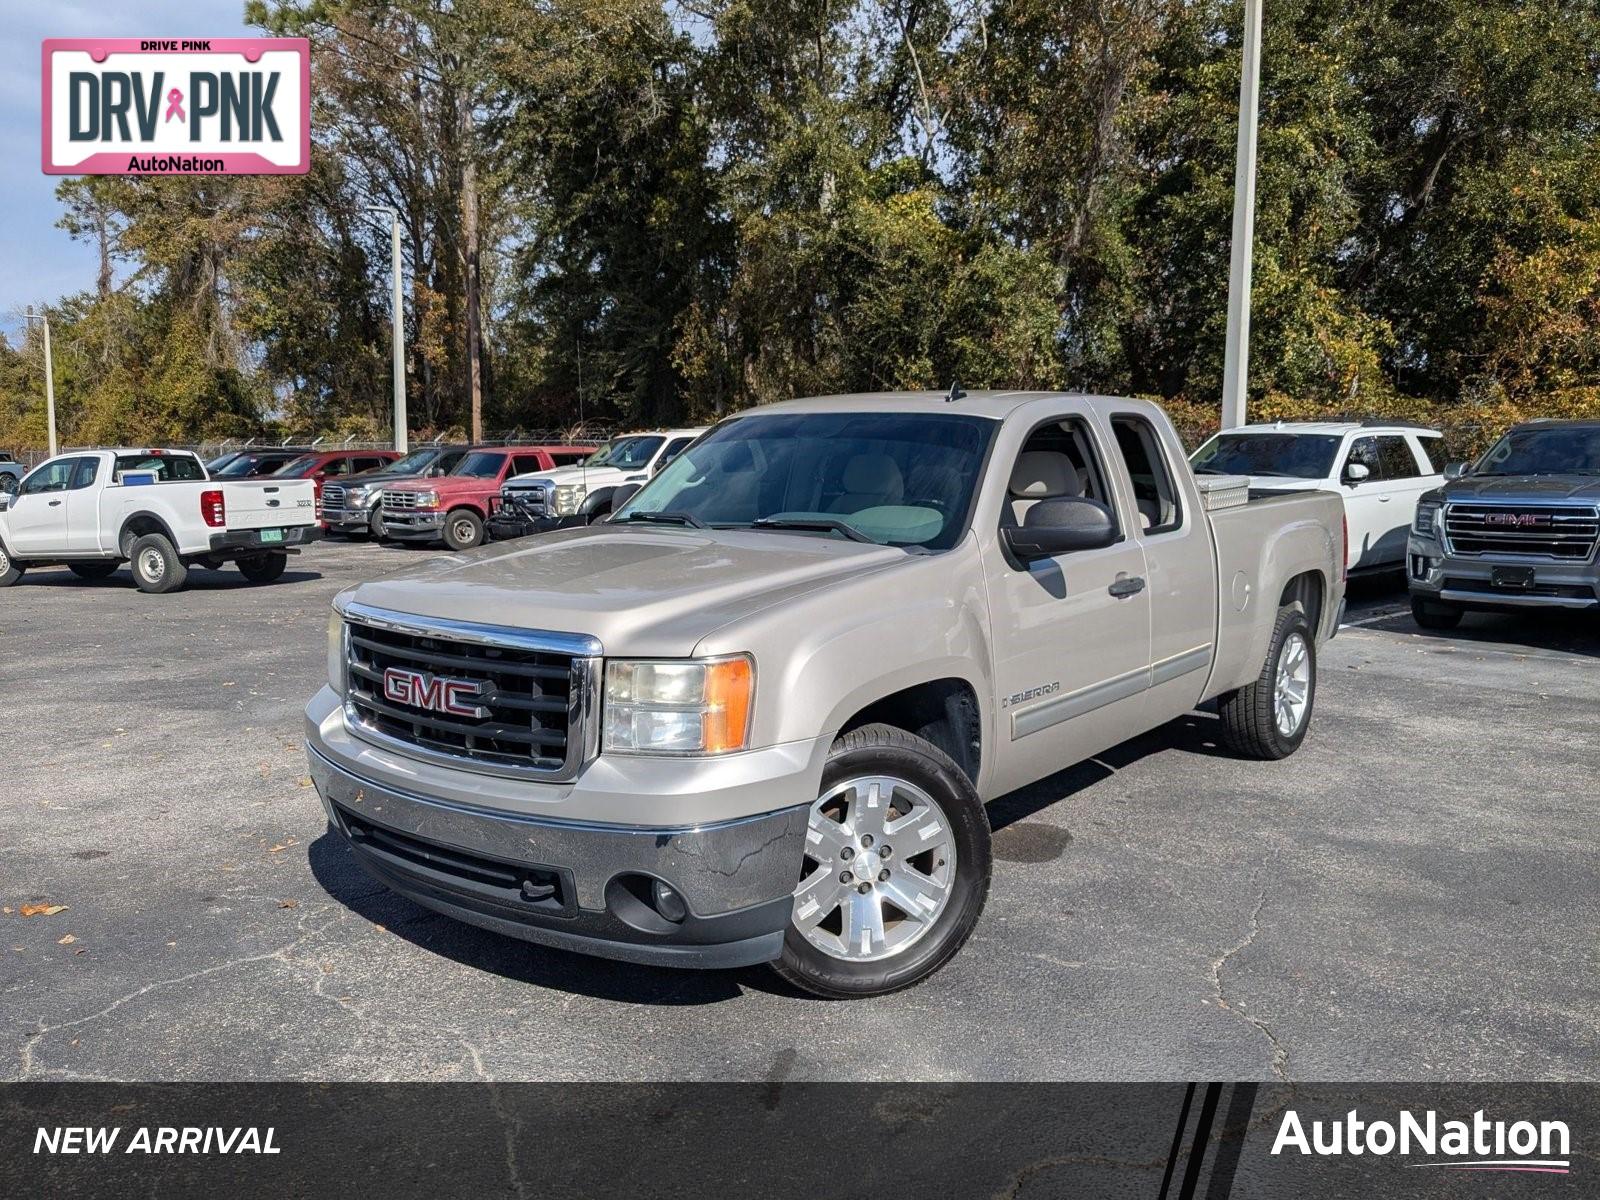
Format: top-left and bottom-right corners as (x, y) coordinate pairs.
(452, 451), (507, 478)
(276, 455), (319, 476)
(381, 449), (440, 475)
(1190, 432), (1341, 479)
(614, 411), (996, 550)
(584, 435), (663, 470)
(1476, 427), (1600, 476)
(214, 453), (297, 478)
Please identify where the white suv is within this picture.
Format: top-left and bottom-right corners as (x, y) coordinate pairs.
(1191, 421), (1444, 573)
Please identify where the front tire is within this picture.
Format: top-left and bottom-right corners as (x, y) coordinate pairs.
(129, 533), (188, 594)
(1218, 604), (1316, 760)
(772, 724), (991, 999)
(68, 561), (119, 581)
(0, 541), (23, 587)
(368, 507), (388, 541)
(1411, 595), (1463, 631)
(442, 508), (484, 551)
(237, 552), (288, 584)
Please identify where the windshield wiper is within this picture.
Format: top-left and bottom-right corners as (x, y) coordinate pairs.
(747, 517), (876, 543)
(615, 510), (706, 528)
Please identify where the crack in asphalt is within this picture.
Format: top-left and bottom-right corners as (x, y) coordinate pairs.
(1208, 883), (1293, 1085)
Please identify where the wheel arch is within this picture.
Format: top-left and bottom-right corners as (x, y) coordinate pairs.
(833, 676), (983, 791)
(117, 511), (180, 559)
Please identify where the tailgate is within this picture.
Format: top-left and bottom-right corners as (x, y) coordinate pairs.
(222, 480), (318, 530)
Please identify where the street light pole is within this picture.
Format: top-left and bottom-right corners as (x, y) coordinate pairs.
(23, 309), (57, 457)
(367, 206), (408, 453)
(1220, 0), (1263, 431)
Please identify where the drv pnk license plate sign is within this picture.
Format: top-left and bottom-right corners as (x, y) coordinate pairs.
(42, 38), (310, 175)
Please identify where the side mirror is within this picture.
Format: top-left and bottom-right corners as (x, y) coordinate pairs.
(1003, 496), (1118, 563)
(1443, 461), (1471, 481)
(1343, 462), (1371, 484)
(608, 483), (643, 515)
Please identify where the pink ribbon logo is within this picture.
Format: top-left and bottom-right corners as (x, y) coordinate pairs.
(164, 88), (185, 123)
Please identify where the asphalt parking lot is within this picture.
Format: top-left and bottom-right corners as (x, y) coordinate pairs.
(2, 541), (1596, 1082)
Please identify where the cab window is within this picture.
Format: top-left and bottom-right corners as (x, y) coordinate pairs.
(1377, 436), (1421, 480)
(1109, 415), (1182, 533)
(21, 459), (75, 494)
(70, 457), (99, 490)
(1002, 417), (1120, 534)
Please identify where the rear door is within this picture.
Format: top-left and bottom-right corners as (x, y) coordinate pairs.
(7, 458), (77, 553)
(1098, 404), (1219, 722)
(65, 456), (105, 552)
(984, 405), (1152, 793)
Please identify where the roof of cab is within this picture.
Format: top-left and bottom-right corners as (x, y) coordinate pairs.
(741, 390), (1138, 420)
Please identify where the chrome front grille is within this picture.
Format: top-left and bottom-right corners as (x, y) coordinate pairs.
(321, 484), (346, 511)
(1443, 503), (1600, 561)
(503, 486), (549, 516)
(341, 604), (601, 779)
(382, 490), (423, 511)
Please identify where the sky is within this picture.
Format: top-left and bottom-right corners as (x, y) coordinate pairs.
(0, 1), (252, 340)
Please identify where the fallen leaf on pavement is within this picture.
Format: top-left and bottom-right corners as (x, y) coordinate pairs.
(278, 899), (299, 909)
(19, 904), (68, 917)
(58, 934), (77, 945)
(267, 838), (299, 854)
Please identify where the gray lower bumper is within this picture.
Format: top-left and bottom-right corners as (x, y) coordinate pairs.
(307, 744), (806, 969)
(1407, 536), (1599, 610)
(320, 507), (375, 530)
(381, 512), (446, 539)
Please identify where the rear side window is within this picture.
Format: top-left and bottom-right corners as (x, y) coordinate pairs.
(1376, 436), (1421, 480)
(114, 454), (205, 482)
(70, 458), (99, 490)
(1110, 415), (1183, 534)
(1413, 435), (1443, 474)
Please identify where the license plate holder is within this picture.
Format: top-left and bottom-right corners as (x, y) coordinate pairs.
(1491, 565), (1535, 590)
(260, 528), (285, 545)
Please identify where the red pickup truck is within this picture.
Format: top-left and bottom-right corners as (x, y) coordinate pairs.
(273, 449), (401, 505)
(379, 445), (589, 550)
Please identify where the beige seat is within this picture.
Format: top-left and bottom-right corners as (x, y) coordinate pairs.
(829, 454), (904, 514)
(1007, 451), (1082, 524)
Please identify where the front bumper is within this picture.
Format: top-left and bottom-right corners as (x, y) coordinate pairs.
(380, 511), (446, 540)
(207, 526), (320, 554)
(308, 743), (806, 968)
(319, 504), (377, 531)
(1407, 533), (1599, 610)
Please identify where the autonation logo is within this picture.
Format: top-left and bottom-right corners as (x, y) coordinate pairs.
(1272, 1109), (1571, 1175)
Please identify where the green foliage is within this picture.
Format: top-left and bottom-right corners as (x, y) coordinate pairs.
(7, 0), (1600, 450)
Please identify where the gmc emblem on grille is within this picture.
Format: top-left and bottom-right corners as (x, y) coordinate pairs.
(1484, 512), (1550, 527)
(382, 667), (490, 719)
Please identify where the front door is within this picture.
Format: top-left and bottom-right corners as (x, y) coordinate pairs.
(6, 459), (75, 554)
(984, 411), (1152, 797)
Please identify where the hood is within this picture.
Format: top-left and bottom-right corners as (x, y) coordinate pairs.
(344, 471), (432, 489)
(1441, 474), (1600, 504)
(344, 523), (912, 655)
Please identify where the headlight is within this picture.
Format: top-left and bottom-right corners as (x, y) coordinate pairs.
(553, 483), (587, 515)
(415, 489), (440, 509)
(327, 610), (346, 697)
(603, 656), (753, 755)
(346, 486), (369, 504)
(1413, 501), (1441, 536)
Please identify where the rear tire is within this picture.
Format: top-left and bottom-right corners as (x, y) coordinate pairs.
(0, 541), (23, 587)
(442, 508), (485, 551)
(1217, 605), (1316, 760)
(772, 724), (991, 999)
(237, 552), (288, 584)
(68, 561), (119, 581)
(129, 533), (188, 594)
(1410, 595), (1463, 631)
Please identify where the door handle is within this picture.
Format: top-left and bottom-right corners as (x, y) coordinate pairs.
(48, 499), (62, 507)
(1377, 495), (1392, 502)
(1108, 574), (1146, 598)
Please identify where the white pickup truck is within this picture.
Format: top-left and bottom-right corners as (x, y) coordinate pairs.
(0, 449), (319, 593)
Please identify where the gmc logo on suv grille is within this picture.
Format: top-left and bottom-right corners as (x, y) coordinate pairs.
(382, 667), (489, 719)
(1484, 512), (1550, 527)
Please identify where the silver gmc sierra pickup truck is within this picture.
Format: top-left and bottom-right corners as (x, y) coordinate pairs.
(306, 391), (1346, 997)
